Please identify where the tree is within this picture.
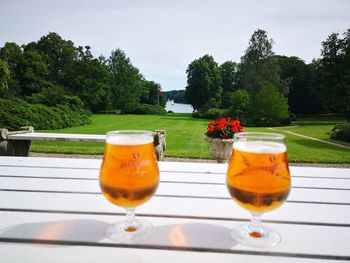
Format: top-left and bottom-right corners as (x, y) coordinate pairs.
(220, 61), (238, 108)
(16, 50), (50, 96)
(0, 60), (10, 97)
(227, 89), (250, 123)
(276, 55), (323, 114)
(173, 90), (187, 104)
(319, 29), (350, 121)
(65, 46), (109, 112)
(164, 90), (187, 103)
(30, 32), (77, 84)
(108, 48), (144, 112)
(253, 83), (289, 126)
(140, 80), (166, 107)
(0, 42), (23, 96)
(185, 55), (222, 111)
(238, 29), (282, 101)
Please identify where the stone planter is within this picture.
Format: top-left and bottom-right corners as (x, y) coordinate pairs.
(205, 137), (234, 163)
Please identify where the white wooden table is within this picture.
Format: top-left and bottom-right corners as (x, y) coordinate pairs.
(0, 157), (349, 262)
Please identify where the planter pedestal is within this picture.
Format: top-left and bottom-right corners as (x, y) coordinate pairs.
(205, 137), (234, 163)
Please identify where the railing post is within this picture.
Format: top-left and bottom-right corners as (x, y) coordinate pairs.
(0, 128), (11, 156)
(154, 130), (166, 161)
(0, 126), (34, 156)
(12, 126), (34, 156)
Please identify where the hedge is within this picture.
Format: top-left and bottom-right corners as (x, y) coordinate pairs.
(329, 123), (350, 143)
(0, 98), (91, 130)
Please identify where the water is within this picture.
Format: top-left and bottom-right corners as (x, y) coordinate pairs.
(165, 100), (193, 113)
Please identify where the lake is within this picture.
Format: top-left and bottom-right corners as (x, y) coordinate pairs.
(165, 100), (193, 113)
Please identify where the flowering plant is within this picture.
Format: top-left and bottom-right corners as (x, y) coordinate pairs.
(205, 117), (243, 139)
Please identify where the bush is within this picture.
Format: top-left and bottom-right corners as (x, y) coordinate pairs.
(289, 112), (297, 121)
(192, 111), (205, 118)
(192, 108), (225, 120)
(205, 108), (225, 119)
(329, 123), (350, 142)
(124, 104), (167, 115)
(252, 84), (290, 126)
(0, 98), (91, 130)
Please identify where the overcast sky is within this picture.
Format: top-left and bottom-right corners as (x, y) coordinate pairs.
(1, 0), (349, 91)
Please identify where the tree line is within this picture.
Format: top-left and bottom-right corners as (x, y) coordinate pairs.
(0, 32), (167, 130)
(185, 28), (350, 125)
(1, 29), (349, 130)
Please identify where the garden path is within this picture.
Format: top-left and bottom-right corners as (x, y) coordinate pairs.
(267, 128), (350, 150)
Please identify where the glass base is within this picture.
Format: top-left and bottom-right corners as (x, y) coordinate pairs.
(231, 223), (281, 248)
(106, 218), (153, 243)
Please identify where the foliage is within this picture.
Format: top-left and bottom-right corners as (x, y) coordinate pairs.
(0, 59), (10, 96)
(108, 49), (146, 112)
(185, 55), (222, 111)
(226, 89), (250, 123)
(33, 32), (77, 83)
(318, 29), (350, 121)
(0, 98), (91, 130)
(173, 91), (186, 103)
(238, 29), (282, 101)
(164, 90), (187, 103)
(65, 46), (110, 112)
(0, 42), (23, 97)
(124, 103), (167, 115)
(140, 80), (167, 107)
(252, 83), (290, 126)
(220, 61), (238, 108)
(276, 55), (323, 114)
(204, 108), (225, 120)
(206, 117), (243, 139)
(0, 32), (166, 129)
(165, 90), (187, 104)
(329, 123), (350, 142)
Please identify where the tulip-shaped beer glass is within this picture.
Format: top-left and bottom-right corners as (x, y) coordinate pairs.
(99, 130), (159, 241)
(226, 132), (291, 248)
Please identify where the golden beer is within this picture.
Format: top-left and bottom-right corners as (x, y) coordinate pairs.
(99, 136), (159, 208)
(227, 141), (291, 213)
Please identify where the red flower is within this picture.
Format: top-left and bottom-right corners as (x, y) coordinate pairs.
(205, 117), (244, 139)
(217, 125), (224, 131)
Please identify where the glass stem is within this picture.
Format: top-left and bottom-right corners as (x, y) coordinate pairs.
(248, 213), (264, 237)
(125, 207), (136, 225)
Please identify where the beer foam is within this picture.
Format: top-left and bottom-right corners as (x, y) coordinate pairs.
(107, 136), (153, 145)
(233, 141), (286, 154)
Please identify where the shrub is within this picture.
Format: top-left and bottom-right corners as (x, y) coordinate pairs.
(192, 108), (224, 120)
(124, 104), (167, 115)
(0, 98), (91, 130)
(252, 84), (289, 126)
(205, 108), (225, 120)
(192, 111), (205, 118)
(329, 123), (350, 142)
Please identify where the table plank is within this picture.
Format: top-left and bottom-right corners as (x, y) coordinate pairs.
(2, 244), (348, 263)
(1, 177), (350, 204)
(0, 191), (349, 225)
(0, 211), (349, 259)
(1, 164), (350, 189)
(1, 157), (350, 180)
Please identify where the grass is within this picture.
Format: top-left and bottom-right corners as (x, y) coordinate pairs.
(31, 113), (350, 164)
(272, 114), (350, 147)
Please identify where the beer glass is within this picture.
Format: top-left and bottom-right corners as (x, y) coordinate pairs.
(226, 132), (291, 248)
(99, 130), (159, 241)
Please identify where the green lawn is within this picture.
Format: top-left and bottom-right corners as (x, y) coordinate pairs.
(272, 114), (350, 147)
(31, 114), (350, 164)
